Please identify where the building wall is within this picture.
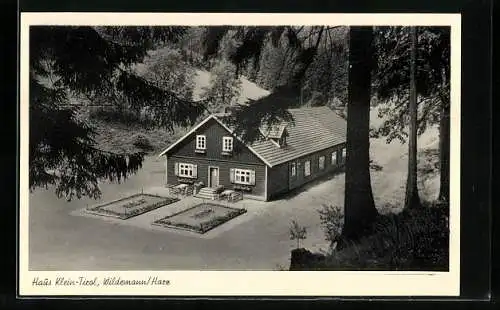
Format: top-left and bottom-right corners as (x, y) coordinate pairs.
(172, 118), (263, 164)
(265, 143), (347, 200)
(266, 163), (289, 200)
(164, 115), (347, 201)
(166, 155), (267, 200)
(287, 143), (347, 191)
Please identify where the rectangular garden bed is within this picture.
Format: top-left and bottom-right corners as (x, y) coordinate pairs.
(152, 203), (247, 234)
(86, 193), (179, 220)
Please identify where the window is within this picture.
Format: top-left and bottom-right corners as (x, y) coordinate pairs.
(222, 136), (233, 152)
(331, 152), (337, 165)
(291, 162), (296, 177)
(342, 148), (347, 162)
(304, 160), (311, 176)
(319, 156), (325, 170)
(196, 135), (206, 150)
(177, 163), (197, 178)
(231, 168), (255, 185)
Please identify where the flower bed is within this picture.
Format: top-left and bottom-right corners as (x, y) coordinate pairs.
(152, 203), (247, 234)
(86, 193), (179, 220)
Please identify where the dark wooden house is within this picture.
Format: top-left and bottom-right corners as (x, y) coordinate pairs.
(158, 106), (347, 201)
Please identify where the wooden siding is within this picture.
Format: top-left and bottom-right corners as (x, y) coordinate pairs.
(167, 155), (267, 199)
(170, 118), (263, 165)
(266, 162), (289, 200)
(288, 143), (346, 191)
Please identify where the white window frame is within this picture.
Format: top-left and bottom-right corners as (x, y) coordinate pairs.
(196, 135), (206, 150)
(234, 168), (252, 185)
(304, 160), (311, 176)
(319, 156), (325, 170)
(179, 163), (196, 178)
(291, 162), (296, 177)
(222, 136), (233, 152)
(331, 152), (337, 165)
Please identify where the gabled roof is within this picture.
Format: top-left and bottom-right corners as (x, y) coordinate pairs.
(259, 123), (288, 139)
(158, 106), (347, 167)
(249, 106), (347, 166)
(157, 115), (273, 166)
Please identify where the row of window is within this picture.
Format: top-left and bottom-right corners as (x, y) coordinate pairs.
(174, 162), (255, 185)
(291, 148), (346, 177)
(196, 135), (233, 152)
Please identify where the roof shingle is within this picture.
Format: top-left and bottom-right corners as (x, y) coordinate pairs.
(247, 106), (347, 166)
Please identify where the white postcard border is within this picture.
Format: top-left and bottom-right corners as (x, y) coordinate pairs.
(19, 13), (461, 297)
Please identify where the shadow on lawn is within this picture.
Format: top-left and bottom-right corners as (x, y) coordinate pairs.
(270, 160), (385, 202)
(271, 167), (346, 202)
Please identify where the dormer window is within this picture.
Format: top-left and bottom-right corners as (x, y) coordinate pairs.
(222, 136), (233, 153)
(195, 135), (206, 153)
(260, 123), (288, 148)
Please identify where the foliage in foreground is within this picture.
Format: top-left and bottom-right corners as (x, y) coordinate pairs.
(291, 202), (449, 271)
(30, 26), (206, 201)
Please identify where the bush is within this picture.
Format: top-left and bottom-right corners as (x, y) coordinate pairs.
(131, 133), (154, 152)
(290, 202), (449, 271)
(317, 204), (344, 249)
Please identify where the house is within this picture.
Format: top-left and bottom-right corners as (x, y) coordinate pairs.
(158, 106), (347, 201)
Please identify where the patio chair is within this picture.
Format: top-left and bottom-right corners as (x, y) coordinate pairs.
(193, 181), (204, 194)
(166, 184), (178, 196)
(184, 185), (194, 196)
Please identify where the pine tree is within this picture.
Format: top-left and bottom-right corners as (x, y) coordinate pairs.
(405, 26), (422, 209)
(30, 26), (206, 200)
(341, 26), (378, 242)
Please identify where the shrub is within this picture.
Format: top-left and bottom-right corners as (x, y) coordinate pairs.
(290, 202), (449, 271)
(131, 133), (154, 151)
(317, 204), (344, 249)
(331, 203), (449, 270)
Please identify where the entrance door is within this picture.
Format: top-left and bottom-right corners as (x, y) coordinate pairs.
(209, 167), (219, 187)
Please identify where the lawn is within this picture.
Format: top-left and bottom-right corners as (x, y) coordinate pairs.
(153, 203), (247, 234)
(86, 193), (179, 220)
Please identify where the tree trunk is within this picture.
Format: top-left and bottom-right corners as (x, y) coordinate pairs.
(404, 26), (422, 210)
(438, 68), (450, 204)
(341, 26), (378, 243)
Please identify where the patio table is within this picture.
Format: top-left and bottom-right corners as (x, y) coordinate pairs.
(176, 184), (188, 194)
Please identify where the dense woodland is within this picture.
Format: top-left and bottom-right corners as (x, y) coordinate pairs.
(29, 25), (450, 270)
